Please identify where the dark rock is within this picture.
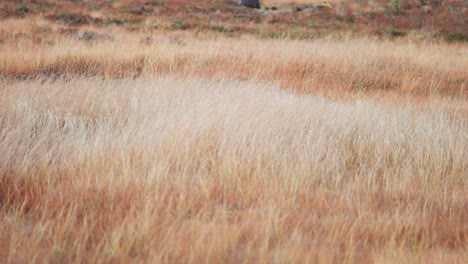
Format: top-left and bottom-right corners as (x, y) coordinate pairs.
(239, 0), (261, 9)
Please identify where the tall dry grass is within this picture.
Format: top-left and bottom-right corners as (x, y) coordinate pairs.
(1, 77), (467, 263)
(1, 16), (467, 263)
(1, 27), (466, 100)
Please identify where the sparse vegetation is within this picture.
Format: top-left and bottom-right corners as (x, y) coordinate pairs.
(0, 0), (467, 263)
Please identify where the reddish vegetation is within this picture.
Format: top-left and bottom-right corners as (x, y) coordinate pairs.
(0, 1), (467, 263)
(0, 78), (467, 262)
(1, 0), (467, 40)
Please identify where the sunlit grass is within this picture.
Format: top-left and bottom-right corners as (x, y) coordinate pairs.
(0, 14), (467, 263)
(0, 77), (466, 263)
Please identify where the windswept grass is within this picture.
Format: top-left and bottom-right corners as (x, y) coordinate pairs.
(1, 77), (467, 263)
(1, 31), (467, 99)
(1, 11), (467, 263)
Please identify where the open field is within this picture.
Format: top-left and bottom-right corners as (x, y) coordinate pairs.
(1, 0), (468, 263)
(1, 17), (467, 99)
(1, 0), (467, 40)
(1, 77), (467, 263)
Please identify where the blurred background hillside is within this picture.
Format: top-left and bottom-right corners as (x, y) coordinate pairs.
(1, 0), (467, 42)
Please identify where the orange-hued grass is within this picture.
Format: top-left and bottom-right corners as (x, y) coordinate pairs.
(1, 77), (467, 263)
(1, 23), (467, 100)
(1, 16), (468, 263)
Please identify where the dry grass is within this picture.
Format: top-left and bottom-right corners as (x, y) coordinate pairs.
(0, 77), (467, 263)
(1, 16), (468, 263)
(1, 19), (466, 100)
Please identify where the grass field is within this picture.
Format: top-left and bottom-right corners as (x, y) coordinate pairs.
(1, 1), (467, 263)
